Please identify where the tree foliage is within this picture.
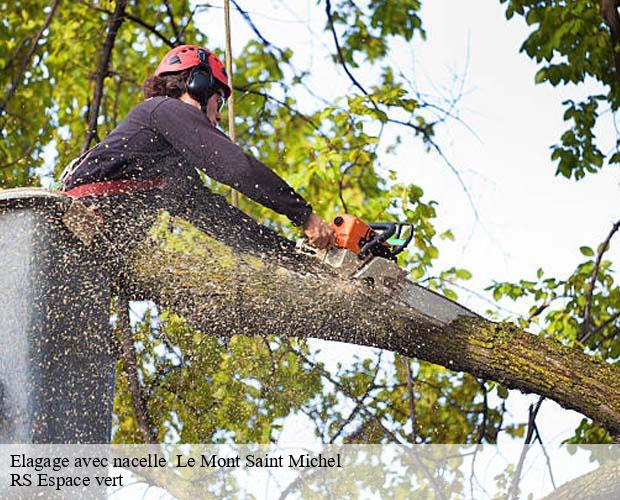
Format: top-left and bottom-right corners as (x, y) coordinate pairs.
(501, 0), (620, 179)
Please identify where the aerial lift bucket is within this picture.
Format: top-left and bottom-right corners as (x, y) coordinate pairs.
(0, 189), (115, 444)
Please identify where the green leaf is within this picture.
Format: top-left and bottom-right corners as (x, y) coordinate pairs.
(580, 246), (594, 257)
(497, 385), (509, 399)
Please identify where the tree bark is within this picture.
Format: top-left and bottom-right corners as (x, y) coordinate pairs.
(545, 458), (620, 499)
(123, 225), (620, 436)
(601, 0), (620, 84)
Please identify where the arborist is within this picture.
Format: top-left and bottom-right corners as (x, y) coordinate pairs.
(62, 44), (335, 269)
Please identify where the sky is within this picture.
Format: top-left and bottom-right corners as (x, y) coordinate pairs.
(190, 0), (620, 452)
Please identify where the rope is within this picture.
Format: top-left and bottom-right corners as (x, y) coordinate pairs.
(223, 0), (239, 208)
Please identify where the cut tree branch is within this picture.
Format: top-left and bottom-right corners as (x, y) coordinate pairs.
(125, 224), (620, 436)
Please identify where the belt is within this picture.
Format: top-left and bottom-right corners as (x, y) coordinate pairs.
(64, 178), (166, 198)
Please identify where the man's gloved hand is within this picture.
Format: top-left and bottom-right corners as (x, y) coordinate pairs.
(303, 212), (336, 249)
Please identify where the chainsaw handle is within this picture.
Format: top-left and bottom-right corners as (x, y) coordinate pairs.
(367, 222), (414, 258)
(368, 222), (397, 236)
(358, 223), (395, 259)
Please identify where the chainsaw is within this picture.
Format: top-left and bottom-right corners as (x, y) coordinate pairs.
(298, 214), (477, 324)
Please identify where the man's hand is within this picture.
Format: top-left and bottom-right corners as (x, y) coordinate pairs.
(303, 212), (336, 249)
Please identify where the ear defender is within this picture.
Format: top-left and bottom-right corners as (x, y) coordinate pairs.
(186, 66), (216, 113)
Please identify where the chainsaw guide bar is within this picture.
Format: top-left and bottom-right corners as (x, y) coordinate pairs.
(298, 242), (478, 325)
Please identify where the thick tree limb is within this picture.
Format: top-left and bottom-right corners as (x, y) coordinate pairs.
(601, 0), (620, 84)
(81, 0), (128, 154)
(545, 457), (620, 499)
(123, 224), (620, 436)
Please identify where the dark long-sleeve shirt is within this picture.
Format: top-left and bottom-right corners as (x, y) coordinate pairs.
(64, 96), (312, 226)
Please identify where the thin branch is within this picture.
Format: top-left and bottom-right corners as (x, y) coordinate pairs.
(581, 309), (620, 344)
(387, 116), (481, 222)
(371, 381), (487, 418)
(287, 342), (402, 443)
(324, 0), (377, 109)
(0, 144), (35, 170)
(402, 357), (419, 443)
(176, 3), (198, 44)
(329, 352), (383, 443)
(230, 0), (286, 57)
(324, 0), (480, 221)
(112, 76), (122, 128)
(107, 70), (140, 87)
(336, 157), (363, 214)
(476, 380), (488, 444)
(528, 300), (550, 323)
(534, 422), (557, 489)
(236, 86), (326, 136)
(163, 0), (181, 43)
(278, 461), (328, 500)
(580, 218), (620, 340)
(509, 396), (544, 500)
(77, 1), (174, 48)
(81, 0), (128, 154)
(0, 0), (60, 113)
(336, 122), (384, 213)
(118, 293), (158, 444)
(124, 12), (174, 47)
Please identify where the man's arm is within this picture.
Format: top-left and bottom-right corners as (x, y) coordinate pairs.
(151, 97), (313, 227)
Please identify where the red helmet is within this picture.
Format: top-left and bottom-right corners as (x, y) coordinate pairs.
(154, 45), (231, 98)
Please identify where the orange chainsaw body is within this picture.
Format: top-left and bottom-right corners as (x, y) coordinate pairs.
(331, 214), (374, 254)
